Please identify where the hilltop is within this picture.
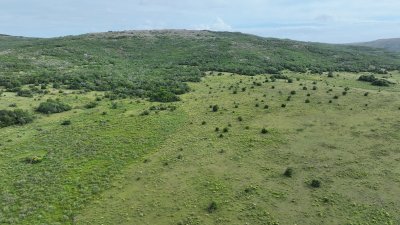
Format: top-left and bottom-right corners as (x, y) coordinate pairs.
(0, 30), (399, 101)
(351, 38), (400, 52)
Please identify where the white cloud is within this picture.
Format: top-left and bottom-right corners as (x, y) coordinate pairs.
(194, 17), (232, 31)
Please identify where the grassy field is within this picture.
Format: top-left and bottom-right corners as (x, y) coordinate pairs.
(1, 71), (400, 224)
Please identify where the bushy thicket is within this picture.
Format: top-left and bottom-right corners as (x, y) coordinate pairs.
(37, 99), (72, 114)
(358, 74), (394, 86)
(0, 109), (34, 127)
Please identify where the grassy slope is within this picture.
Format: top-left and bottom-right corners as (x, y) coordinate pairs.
(0, 90), (186, 224)
(74, 71), (399, 225)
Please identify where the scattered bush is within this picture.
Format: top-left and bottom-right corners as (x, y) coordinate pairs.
(17, 89), (33, 97)
(311, 179), (321, 188)
(84, 102), (98, 109)
(284, 168), (293, 177)
(261, 128), (268, 134)
(372, 79), (392, 87)
(207, 201), (218, 213)
(61, 120), (71, 125)
(37, 99), (72, 114)
(0, 109), (34, 128)
(23, 156), (43, 164)
(212, 105), (219, 112)
(140, 110), (150, 116)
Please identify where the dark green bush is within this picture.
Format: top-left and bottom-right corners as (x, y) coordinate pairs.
(261, 128), (268, 134)
(23, 156), (43, 164)
(0, 109), (34, 128)
(311, 179), (321, 188)
(212, 105), (219, 112)
(372, 79), (391, 87)
(61, 120), (71, 125)
(284, 168), (293, 177)
(37, 99), (72, 114)
(17, 89), (33, 97)
(85, 102), (98, 109)
(207, 201), (218, 213)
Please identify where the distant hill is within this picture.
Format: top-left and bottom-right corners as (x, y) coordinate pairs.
(351, 38), (400, 52)
(0, 30), (399, 101)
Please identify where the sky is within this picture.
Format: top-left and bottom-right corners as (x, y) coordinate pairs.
(1, 0), (400, 43)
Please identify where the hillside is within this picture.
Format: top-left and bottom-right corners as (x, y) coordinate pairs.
(351, 38), (400, 52)
(0, 30), (400, 225)
(0, 30), (399, 101)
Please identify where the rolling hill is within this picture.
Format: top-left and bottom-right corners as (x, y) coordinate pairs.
(0, 30), (400, 225)
(0, 30), (399, 101)
(351, 38), (400, 52)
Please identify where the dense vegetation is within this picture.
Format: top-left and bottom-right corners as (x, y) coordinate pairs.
(0, 109), (34, 127)
(0, 30), (399, 101)
(36, 99), (72, 114)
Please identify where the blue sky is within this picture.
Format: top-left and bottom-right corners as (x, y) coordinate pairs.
(1, 0), (400, 43)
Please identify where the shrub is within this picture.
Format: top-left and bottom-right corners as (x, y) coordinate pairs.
(358, 74), (376, 82)
(290, 90), (296, 95)
(37, 99), (71, 114)
(8, 103), (17, 107)
(17, 89), (33, 97)
(202, 121), (207, 125)
(372, 79), (391, 87)
(342, 91), (347, 96)
(215, 127), (220, 132)
(23, 156), (43, 164)
(312, 86), (317, 90)
(264, 105), (269, 109)
(0, 109), (34, 128)
(311, 179), (321, 188)
(328, 71), (334, 77)
(261, 128), (268, 134)
(284, 168), (293, 177)
(281, 104), (286, 108)
(212, 105), (219, 112)
(84, 102), (98, 109)
(303, 87), (308, 90)
(305, 99), (310, 103)
(207, 201), (218, 213)
(364, 92), (369, 96)
(223, 127), (229, 133)
(245, 126), (250, 130)
(238, 116), (243, 121)
(61, 120), (71, 125)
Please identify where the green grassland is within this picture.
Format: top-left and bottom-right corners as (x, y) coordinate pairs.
(1, 71), (399, 224)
